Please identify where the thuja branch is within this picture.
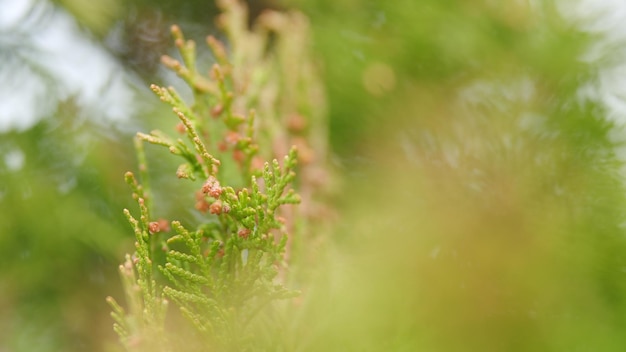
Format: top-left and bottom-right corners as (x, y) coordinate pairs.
(108, 1), (331, 350)
(106, 4), (326, 352)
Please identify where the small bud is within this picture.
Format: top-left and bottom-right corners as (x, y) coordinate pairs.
(287, 113), (307, 133)
(238, 228), (251, 239)
(148, 221), (160, 234)
(195, 199), (210, 213)
(201, 176), (222, 198)
(209, 201), (223, 215)
(233, 150), (245, 164)
(175, 122), (186, 134)
(176, 164), (191, 179)
(206, 35), (227, 61)
(157, 218), (170, 232)
(225, 131), (240, 145)
(161, 55), (182, 70)
(211, 104), (223, 118)
(170, 24), (182, 37)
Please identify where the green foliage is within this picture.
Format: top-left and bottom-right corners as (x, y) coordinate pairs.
(0, 113), (135, 352)
(11, 0), (624, 351)
(107, 1), (329, 350)
(284, 0), (626, 351)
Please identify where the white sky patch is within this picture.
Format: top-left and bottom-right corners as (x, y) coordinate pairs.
(0, 0), (34, 30)
(0, 0), (138, 133)
(561, 0), (626, 128)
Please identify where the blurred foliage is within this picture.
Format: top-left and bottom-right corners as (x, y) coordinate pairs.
(54, 0), (122, 35)
(290, 0), (599, 155)
(3, 0), (626, 351)
(0, 108), (137, 351)
(285, 0), (626, 351)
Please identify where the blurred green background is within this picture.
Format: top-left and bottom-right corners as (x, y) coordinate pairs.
(3, 0), (626, 351)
